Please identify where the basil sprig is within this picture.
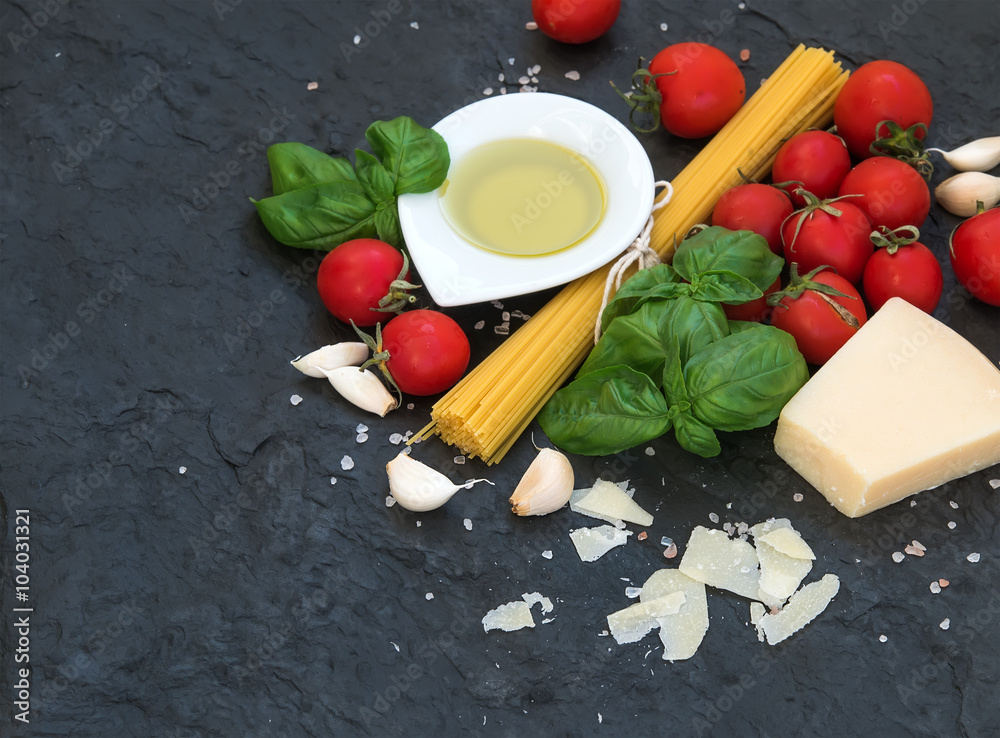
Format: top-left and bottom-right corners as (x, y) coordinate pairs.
(538, 227), (806, 458)
(252, 117), (449, 250)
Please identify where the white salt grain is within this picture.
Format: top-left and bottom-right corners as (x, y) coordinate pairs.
(501, 311), (510, 321)
(426, 593), (434, 600)
(879, 634), (888, 643)
(416, 520), (422, 527)
(542, 550), (553, 559)
(454, 456), (466, 465)
(990, 479), (1000, 489)
(494, 323), (510, 335)
(307, 81), (318, 91)
(178, 466), (187, 474)
(498, 73), (505, 82)
(500, 87), (507, 94)
(389, 433), (403, 445)
(386, 496), (396, 508)
(356, 433), (369, 443)
(530, 76), (539, 84)
(406, 403), (415, 410)
(565, 70), (581, 81)
(939, 618), (950, 630)
(530, 64), (541, 75)
(929, 581), (941, 594)
(508, 57), (515, 65)
(464, 518), (473, 531)
(330, 477), (337, 485)
(793, 493), (804, 502)
(967, 552), (981, 563)
(341, 455), (354, 470)
(892, 552), (905, 563)
(410, 21), (419, 29)
(947, 521), (957, 530)
(660, 536), (673, 547)
(483, 87), (493, 96)
(356, 423), (368, 433)
(290, 394), (303, 405)
(525, 21), (538, 30)
(518, 75), (531, 85)
(709, 512), (720, 524)
(353, 35), (361, 44)
(475, 320), (485, 330)
(625, 587), (642, 599)
(950, 500), (959, 509)
(645, 447), (655, 456)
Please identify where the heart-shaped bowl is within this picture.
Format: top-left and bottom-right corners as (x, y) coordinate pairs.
(398, 92), (655, 307)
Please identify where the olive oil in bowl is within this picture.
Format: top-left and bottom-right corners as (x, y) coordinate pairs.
(439, 138), (606, 257)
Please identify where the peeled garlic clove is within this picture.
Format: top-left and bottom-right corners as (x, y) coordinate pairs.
(927, 136), (1000, 172)
(386, 452), (492, 512)
(291, 342), (369, 378)
(324, 367), (396, 417)
(509, 447), (574, 516)
(934, 172), (1000, 217)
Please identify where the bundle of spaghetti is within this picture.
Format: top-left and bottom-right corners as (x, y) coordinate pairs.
(417, 45), (849, 464)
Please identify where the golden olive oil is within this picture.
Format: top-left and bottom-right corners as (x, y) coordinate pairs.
(439, 138), (606, 256)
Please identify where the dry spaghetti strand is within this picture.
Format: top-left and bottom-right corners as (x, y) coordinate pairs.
(417, 45), (849, 464)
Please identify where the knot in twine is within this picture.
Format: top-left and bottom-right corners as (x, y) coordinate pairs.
(594, 180), (673, 344)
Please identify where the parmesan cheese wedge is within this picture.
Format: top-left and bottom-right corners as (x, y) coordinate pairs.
(570, 479), (654, 527)
(640, 570), (709, 661)
(607, 591), (686, 644)
(678, 526), (761, 600)
(758, 574), (840, 645)
(569, 525), (632, 562)
(774, 297), (1000, 517)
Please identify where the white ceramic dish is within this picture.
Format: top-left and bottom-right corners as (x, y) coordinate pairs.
(398, 92), (655, 307)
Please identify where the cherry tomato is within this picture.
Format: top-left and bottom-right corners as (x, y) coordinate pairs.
(532, 0), (620, 44)
(711, 184), (793, 255)
(771, 130), (852, 208)
(833, 60), (933, 160)
(863, 240), (943, 313)
(771, 269), (868, 365)
(837, 157), (930, 231)
(317, 239), (408, 327)
(782, 199), (873, 285)
(381, 310), (470, 396)
(723, 277), (780, 323)
(949, 207), (1000, 306)
(648, 43), (745, 139)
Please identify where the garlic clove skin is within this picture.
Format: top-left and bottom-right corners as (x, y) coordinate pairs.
(324, 367), (396, 417)
(386, 452), (492, 512)
(934, 172), (1000, 217)
(927, 136), (1000, 173)
(291, 342), (369, 378)
(509, 447), (575, 516)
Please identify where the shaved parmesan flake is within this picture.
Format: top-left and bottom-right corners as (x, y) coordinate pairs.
(749, 602), (766, 642)
(607, 591), (686, 644)
(758, 574), (840, 645)
(483, 601), (535, 632)
(571, 479), (653, 526)
(521, 591), (554, 614)
(679, 526), (761, 599)
(641, 570), (709, 661)
(569, 525), (632, 562)
(756, 539), (813, 602)
(757, 526), (815, 560)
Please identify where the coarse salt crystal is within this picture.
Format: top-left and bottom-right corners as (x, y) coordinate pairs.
(356, 424), (368, 433)
(386, 496), (396, 508)
(483, 87), (493, 96)
(426, 593), (434, 600)
(454, 456), (466, 465)
(508, 57), (515, 65)
(307, 81), (318, 91)
(911, 540), (926, 552)
(330, 477), (337, 485)
(416, 520), (422, 527)
(645, 447), (655, 456)
(740, 49), (751, 62)
(500, 87), (507, 95)
(356, 433), (368, 443)
(406, 403), (415, 410)
(637, 531), (647, 541)
(474, 320), (485, 330)
(353, 35), (361, 44)
(664, 543), (678, 559)
(565, 70), (581, 81)
(518, 75), (531, 85)
(939, 618), (950, 630)
(501, 310), (510, 321)
(494, 323), (510, 335)
(178, 466), (187, 474)
(541, 550), (553, 559)
(929, 581), (941, 594)
(660, 536), (673, 547)
(967, 552), (981, 563)
(990, 479), (1000, 489)
(709, 512), (719, 524)
(530, 76), (539, 84)
(464, 518), (473, 531)
(793, 493), (804, 502)
(949, 500), (959, 509)
(530, 64), (541, 75)
(947, 521), (957, 529)
(389, 433), (403, 445)
(939, 579), (949, 588)
(525, 21), (538, 30)
(341, 455), (354, 470)
(625, 587), (642, 599)
(290, 394), (303, 405)
(879, 634), (888, 642)
(892, 552), (905, 563)
(659, 22), (668, 31)
(410, 21), (419, 29)
(904, 545), (924, 557)
(910, 500), (917, 507)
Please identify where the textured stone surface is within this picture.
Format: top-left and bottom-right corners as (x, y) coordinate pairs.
(1, 1), (998, 736)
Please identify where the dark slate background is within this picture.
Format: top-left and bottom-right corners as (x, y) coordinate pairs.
(2, 1), (998, 736)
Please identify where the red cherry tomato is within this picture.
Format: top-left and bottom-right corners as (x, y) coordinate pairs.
(381, 310), (470, 396)
(949, 207), (1000, 306)
(648, 43), (745, 139)
(837, 157), (930, 231)
(782, 200), (873, 285)
(723, 276), (780, 323)
(711, 184), (793, 255)
(863, 240), (943, 313)
(833, 60), (933, 160)
(771, 269), (868, 365)
(771, 130), (852, 208)
(317, 239), (408, 327)
(532, 0), (620, 44)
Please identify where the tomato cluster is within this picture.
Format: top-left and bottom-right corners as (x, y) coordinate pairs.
(316, 238), (470, 396)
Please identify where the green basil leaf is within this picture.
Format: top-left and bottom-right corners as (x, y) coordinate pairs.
(355, 149), (396, 204)
(672, 412), (722, 457)
(600, 263), (681, 330)
(673, 227), (783, 292)
(661, 335), (689, 407)
(374, 204), (402, 247)
(657, 296), (729, 366)
(252, 180), (377, 249)
(581, 300), (668, 381)
(538, 365), (675, 456)
(365, 117), (450, 195)
(685, 326), (808, 432)
(688, 270), (765, 303)
(266, 142), (356, 195)
(727, 320), (768, 335)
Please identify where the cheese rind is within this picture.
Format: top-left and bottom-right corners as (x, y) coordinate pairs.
(774, 298), (1000, 517)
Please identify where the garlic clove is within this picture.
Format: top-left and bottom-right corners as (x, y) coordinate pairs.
(386, 452), (492, 512)
(509, 447), (575, 516)
(927, 136), (1000, 173)
(324, 367), (396, 416)
(291, 342), (369, 378)
(934, 172), (1000, 217)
